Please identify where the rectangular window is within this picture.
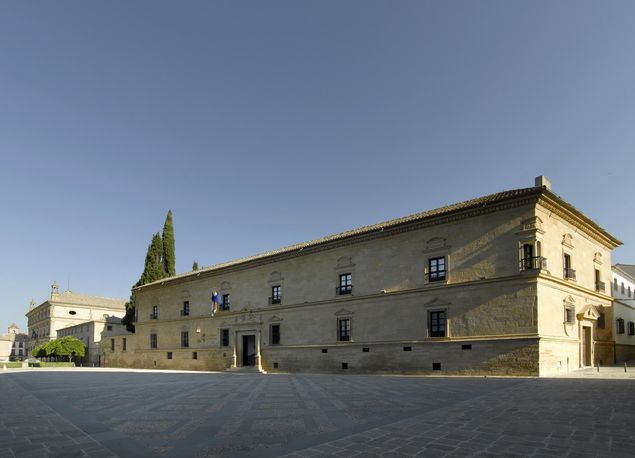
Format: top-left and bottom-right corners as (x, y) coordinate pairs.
(181, 301), (190, 316)
(338, 273), (353, 295)
(107, 325), (113, 331)
(429, 310), (447, 337)
(271, 285), (281, 304)
(595, 269), (604, 292)
(563, 254), (576, 280)
(222, 294), (231, 311)
(110, 338), (115, 351)
(270, 324), (280, 345)
(617, 318), (625, 334)
(565, 306), (575, 324)
(338, 318), (351, 341)
(192, 351), (198, 360)
(429, 257), (447, 282)
(151, 305), (158, 319)
(167, 352), (172, 360)
(597, 313), (605, 330)
(122, 337), (127, 351)
(181, 331), (189, 348)
(221, 328), (229, 347)
(629, 322), (635, 336)
(150, 333), (157, 349)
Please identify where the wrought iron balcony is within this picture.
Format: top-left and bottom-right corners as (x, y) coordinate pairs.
(336, 285), (353, 295)
(564, 267), (577, 280)
(519, 256), (547, 271)
(149, 313), (158, 320)
(428, 271), (447, 282)
(596, 281), (606, 292)
(268, 297), (281, 305)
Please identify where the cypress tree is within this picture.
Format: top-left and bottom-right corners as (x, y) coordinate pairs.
(162, 210), (176, 277)
(192, 261), (199, 271)
(122, 233), (168, 332)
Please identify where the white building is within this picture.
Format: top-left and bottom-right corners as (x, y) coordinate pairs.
(611, 264), (635, 362)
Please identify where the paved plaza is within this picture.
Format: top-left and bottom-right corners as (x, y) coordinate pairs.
(1, 369), (634, 457)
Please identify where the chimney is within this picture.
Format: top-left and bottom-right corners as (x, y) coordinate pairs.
(534, 175), (551, 190)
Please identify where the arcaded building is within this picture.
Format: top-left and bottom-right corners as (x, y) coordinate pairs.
(104, 177), (621, 376)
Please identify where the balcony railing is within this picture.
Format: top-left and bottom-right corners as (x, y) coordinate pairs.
(180, 310), (189, 316)
(336, 285), (353, 295)
(149, 313), (158, 320)
(564, 268), (577, 280)
(428, 271), (447, 282)
(596, 281), (606, 292)
(519, 256), (547, 271)
(268, 297), (281, 305)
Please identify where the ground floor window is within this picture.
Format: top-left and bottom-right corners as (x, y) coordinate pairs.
(270, 324), (280, 345)
(429, 310), (446, 337)
(338, 318), (351, 341)
(221, 329), (229, 347)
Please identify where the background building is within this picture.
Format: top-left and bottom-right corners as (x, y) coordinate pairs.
(104, 177), (621, 376)
(611, 264), (635, 362)
(26, 282), (126, 357)
(7, 324), (27, 360)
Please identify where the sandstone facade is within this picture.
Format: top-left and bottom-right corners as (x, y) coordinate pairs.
(104, 178), (621, 376)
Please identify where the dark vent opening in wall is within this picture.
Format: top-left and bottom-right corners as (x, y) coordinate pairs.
(69, 311), (76, 315)
(432, 362), (441, 371)
(341, 362), (348, 369)
(403, 346), (412, 351)
(321, 349), (328, 353)
(362, 347), (370, 352)
(462, 344), (472, 350)
(273, 362), (279, 369)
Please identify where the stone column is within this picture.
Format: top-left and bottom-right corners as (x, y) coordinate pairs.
(255, 330), (262, 372)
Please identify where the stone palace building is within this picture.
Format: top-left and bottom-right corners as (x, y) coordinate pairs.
(104, 177), (621, 376)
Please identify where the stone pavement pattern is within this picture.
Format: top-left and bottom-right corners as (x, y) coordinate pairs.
(1, 369), (634, 457)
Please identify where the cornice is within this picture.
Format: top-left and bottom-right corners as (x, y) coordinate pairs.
(537, 192), (621, 249)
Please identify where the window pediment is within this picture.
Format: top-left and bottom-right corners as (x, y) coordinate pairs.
(424, 297), (451, 308)
(335, 308), (354, 316)
(562, 233), (574, 248)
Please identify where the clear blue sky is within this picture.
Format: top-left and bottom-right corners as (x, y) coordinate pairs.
(2, 1), (635, 330)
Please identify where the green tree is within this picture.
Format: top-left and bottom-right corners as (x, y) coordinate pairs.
(192, 261), (199, 271)
(122, 231), (170, 332)
(36, 337), (86, 362)
(162, 210), (176, 277)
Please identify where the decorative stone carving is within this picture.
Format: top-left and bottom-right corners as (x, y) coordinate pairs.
(336, 256), (354, 269)
(269, 271), (283, 283)
(562, 233), (574, 248)
(520, 216), (545, 234)
(269, 315), (283, 322)
(593, 252), (603, 265)
(220, 281), (232, 291)
(426, 237), (447, 251)
(335, 308), (354, 316)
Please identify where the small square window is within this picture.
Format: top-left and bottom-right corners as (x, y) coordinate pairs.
(321, 348), (328, 353)
(167, 352), (172, 360)
(362, 347), (369, 352)
(107, 325), (113, 331)
(273, 362), (279, 369)
(192, 352), (198, 360)
(403, 346), (412, 351)
(462, 344), (472, 350)
(432, 362), (441, 371)
(341, 362), (348, 369)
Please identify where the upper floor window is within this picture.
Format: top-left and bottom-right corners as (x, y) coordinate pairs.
(629, 322), (635, 336)
(122, 337), (127, 351)
(150, 305), (158, 320)
(616, 318), (625, 334)
(563, 254), (576, 280)
(181, 301), (190, 316)
(222, 294), (231, 311)
(429, 310), (447, 337)
(270, 324), (280, 345)
(270, 285), (281, 305)
(565, 305), (575, 324)
(614, 278), (618, 294)
(629, 287), (632, 298)
(595, 269), (605, 292)
(337, 273), (353, 295)
(181, 331), (189, 348)
(428, 257), (447, 282)
(338, 318), (351, 341)
(621, 282), (625, 294)
(150, 333), (158, 348)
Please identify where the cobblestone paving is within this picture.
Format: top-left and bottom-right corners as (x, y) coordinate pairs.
(1, 370), (634, 457)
